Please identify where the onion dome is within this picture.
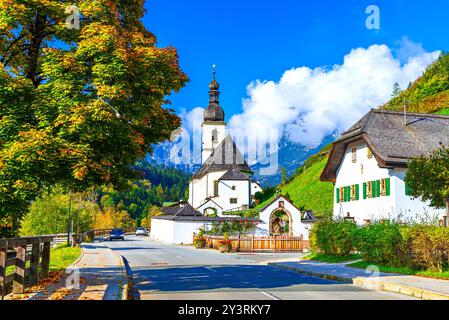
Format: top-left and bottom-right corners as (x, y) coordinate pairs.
(204, 65), (225, 121)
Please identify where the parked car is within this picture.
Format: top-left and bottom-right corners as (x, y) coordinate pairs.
(135, 227), (148, 236)
(109, 228), (125, 241)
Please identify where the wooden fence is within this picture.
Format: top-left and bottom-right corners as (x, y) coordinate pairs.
(0, 236), (54, 298)
(194, 233), (309, 253)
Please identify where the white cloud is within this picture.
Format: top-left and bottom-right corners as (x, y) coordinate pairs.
(227, 43), (440, 148)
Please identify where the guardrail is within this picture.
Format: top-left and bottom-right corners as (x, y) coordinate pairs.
(0, 236), (54, 298)
(74, 227), (137, 244)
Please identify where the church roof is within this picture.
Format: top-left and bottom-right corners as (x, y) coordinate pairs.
(160, 202), (202, 217)
(321, 109), (449, 182)
(219, 168), (249, 181)
(192, 135), (252, 180)
(204, 103), (225, 122)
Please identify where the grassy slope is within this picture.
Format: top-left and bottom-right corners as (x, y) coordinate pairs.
(281, 157), (333, 217)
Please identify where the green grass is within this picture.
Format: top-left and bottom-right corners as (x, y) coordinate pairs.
(348, 260), (449, 280)
(304, 253), (361, 263)
(281, 157), (334, 216)
(436, 108), (449, 115)
(5, 244), (81, 276)
(49, 244), (81, 271)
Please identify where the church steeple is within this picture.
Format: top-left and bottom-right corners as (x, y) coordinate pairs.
(202, 65), (226, 164)
(204, 65), (224, 122)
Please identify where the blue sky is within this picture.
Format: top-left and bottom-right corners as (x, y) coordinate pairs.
(143, 0), (449, 119)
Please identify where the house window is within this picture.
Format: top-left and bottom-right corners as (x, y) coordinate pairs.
(230, 198), (238, 204)
(339, 188), (344, 203)
(367, 147), (373, 159)
(350, 184), (359, 201)
(279, 201), (285, 208)
(352, 148), (357, 163)
(213, 180), (219, 197)
(367, 181), (373, 198)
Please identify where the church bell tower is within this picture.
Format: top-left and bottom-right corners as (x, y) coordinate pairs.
(202, 66), (226, 164)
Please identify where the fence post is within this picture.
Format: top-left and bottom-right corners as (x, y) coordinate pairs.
(300, 235), (304, 253)
(0, 241), (6, 299)
(29, 239), (40, 285)
(251, 234), (254, 253)
(41, 241), (51, 279)
(273, 235), (277, 253)
(237, 234), (241, 252)
(13, 244), (27, 294)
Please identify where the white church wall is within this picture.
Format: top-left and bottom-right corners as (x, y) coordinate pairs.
(201, 121), (226, 163)
(172, 221), (206, 244)
(150, 219), (175, 243)
(217, 179), (250, 213)
(150, 218), (206, 244)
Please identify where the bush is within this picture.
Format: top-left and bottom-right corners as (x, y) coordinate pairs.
(353, 221), (403, 266)
(405, 225), (449, 272)
(310, 219), (357, 256)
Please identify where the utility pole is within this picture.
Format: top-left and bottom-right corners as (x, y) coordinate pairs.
(67, 190), (72, 246)
(403, 98), (408, 126)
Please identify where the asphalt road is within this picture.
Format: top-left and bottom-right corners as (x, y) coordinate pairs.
(103, 235), (415, 300)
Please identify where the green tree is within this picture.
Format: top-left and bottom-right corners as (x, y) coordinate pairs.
(405, 146), (449, 208)
(0, 1), (187, 234)
(20, 188), (96, 236)
(391, 82), (402, 98)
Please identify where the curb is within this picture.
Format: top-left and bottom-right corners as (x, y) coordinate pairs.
(120, 256), (133, 301)
(268, 262), (449, 300)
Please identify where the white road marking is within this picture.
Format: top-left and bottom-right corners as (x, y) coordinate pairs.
(176, 255), (186, 260)
(205, 267), (217, 273)
(257, 289), (281, 300)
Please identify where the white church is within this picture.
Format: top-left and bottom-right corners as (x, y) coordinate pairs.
(150, 71), (314, 244)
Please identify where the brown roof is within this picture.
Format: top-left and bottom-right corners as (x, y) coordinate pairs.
(192, 135), (252, 179)
(161, 202), (202, 217)
(321, 109), (449, 182)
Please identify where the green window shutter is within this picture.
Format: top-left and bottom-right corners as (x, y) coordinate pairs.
(343, 187), (347, 202)
(405, 182), (412, 196)
(376, 180), (381, 197)
(355, 184), (360, 200)
(336, 188), (340, 203)
(363, 183), (367, 199)
(386, 178), (390, 196)
(346, 186), (350, 202)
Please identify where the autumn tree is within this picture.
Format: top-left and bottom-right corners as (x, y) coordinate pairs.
(0, 1), (187, 235)
(405, 146), (449, 208)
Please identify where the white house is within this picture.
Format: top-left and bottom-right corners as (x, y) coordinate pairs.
(320, 109), (449, 224)
(258, 195), (316, 240)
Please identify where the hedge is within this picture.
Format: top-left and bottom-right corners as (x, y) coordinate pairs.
(311, 219), (449, 272)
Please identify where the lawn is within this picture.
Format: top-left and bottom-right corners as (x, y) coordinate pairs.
(304, 253), (361, 263)
(436, 108), (449, 115)
(348, 260), (449, 280)
(49, 244), (82, 271)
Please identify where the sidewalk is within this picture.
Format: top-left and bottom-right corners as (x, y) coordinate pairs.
(269, 260), (449, 300)
(7, 242), (129, 300)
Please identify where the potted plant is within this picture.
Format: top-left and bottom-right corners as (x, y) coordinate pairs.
(218, 232), (233, 253)
(194, 230), (206, 249)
